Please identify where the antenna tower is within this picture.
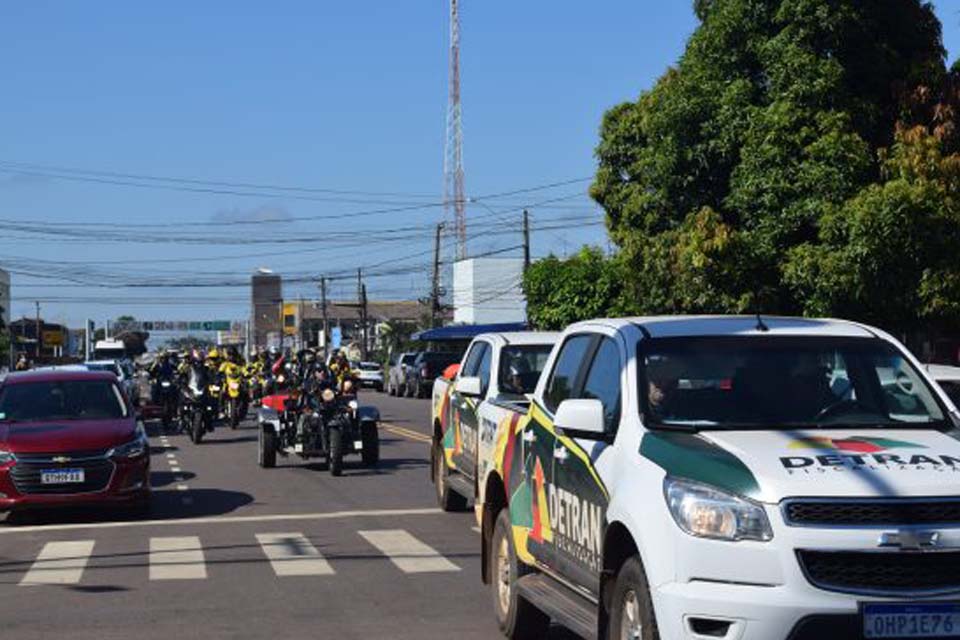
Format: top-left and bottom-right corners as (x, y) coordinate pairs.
(444, 0), (466, 259)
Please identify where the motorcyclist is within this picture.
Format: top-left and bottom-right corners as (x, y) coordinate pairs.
(148, 350), (178, 404)
(14, 353), (30, 371)
(329, 351), (355, 392)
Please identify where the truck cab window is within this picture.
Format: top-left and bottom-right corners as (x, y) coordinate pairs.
(581, 337), (622, 433)
(477, 345), (492, 396)
(544, 335), (593, 413)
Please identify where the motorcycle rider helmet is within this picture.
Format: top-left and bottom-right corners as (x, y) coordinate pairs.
(208, 348), (220, 360)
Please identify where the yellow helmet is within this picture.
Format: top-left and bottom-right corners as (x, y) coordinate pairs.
(208, 348), (220, 360)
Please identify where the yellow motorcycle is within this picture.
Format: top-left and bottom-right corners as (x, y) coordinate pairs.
(221, 362), (244, 429)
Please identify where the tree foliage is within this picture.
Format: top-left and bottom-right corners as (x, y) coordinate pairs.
(585, 0), (953, 334)
(523, 247), (632, 330)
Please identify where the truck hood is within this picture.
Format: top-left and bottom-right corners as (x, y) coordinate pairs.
(641, 428), (960, 503)
(0, 419), (136, 454)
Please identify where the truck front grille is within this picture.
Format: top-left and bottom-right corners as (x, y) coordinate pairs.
(783, 498), (960, 527)
(797, 549), (960, 596)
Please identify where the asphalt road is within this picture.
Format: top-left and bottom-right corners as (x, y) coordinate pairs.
(0, 390), (576, 640)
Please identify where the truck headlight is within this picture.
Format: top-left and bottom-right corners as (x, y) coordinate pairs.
(664, 477), (772, 542)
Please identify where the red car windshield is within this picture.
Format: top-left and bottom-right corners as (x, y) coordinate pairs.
(0, 380), (128, 423)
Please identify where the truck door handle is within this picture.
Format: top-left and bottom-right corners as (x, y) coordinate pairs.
(553, 447), (568, 462)
(522, 431), (536, 443)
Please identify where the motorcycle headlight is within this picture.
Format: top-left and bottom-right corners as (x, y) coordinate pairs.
(664, 477), (772, 542)
(161, 381), (172, 388)
(109, 432), (148, 459)
(348, 400), (359, 411)
(229, 382), (240, 390)
(0, 450), (15, 465)
(209, 385), (221, 393)
(277, 375), (286, 384)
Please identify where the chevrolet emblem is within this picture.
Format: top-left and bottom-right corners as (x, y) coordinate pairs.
(51, 456), (72, 464)
(878, 530), (940, 551)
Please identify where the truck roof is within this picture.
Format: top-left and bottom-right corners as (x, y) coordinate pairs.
(474, 331), (561, 346)
(567, 315), (879, 339)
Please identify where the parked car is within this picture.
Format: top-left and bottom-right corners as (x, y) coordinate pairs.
(0, 369), (150, 514)
(386, 352), (420, 397)
(355, 361), (384, 391)
(406, 351), (461, 399)
(85, 359), (140, 408)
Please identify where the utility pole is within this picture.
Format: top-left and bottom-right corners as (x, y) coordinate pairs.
(431, 223), (444, 328)
(360, 283), (369, 361)
(522, 209), (531, 273)
(34, 301), (41, 360)
(320, 277), (329, 359)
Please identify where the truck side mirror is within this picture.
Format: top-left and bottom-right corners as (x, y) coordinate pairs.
(555, 399), (606, 440)
(456, 376), (482, 397)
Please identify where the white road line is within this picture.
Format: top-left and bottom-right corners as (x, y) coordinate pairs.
(359, 529), (460, 574)
(176, 484), (189, 491)
(170, 466), (181, 473)
(0, 507), (444, 535)
(20, 540), (96, 586)
(256, 533), (335, 577)
(149, 536), (207, 580)
(166, 454), (176, 460)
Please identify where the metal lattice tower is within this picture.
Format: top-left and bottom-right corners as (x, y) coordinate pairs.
(444, 0), (466, 260)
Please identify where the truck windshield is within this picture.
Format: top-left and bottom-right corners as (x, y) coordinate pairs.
(499, 345), (553, 395)
(640, 336), (946, 430)
(939, 381), (960, 408)
(0, 380), (128, 423)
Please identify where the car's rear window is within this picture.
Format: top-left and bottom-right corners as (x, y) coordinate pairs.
(0, 380), (128, 423)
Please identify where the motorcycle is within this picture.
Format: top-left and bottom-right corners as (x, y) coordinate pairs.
(222, 369), (243, 429)
(257, 378), (379, 476)
(157, 375), (178, 430)
(180, 374), (218, 444)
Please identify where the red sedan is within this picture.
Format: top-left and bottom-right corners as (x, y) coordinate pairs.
(0, 369), (150, 513)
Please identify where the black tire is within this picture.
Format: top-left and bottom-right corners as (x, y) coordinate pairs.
(361, 422), (379, 467)
(191, 413), (204, 444)
(607, 556), (659, 640)
(434, 442), (468, 511)
(405, 381), (414, 398)
(329, 427), (344, 476)
(490, 509), (550, 639)
(229, 400), (239, 429)
(259, 428), (277, 468)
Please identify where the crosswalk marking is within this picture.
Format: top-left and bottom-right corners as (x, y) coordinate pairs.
(20, 540), (95, 586)
(358, 530), (460, 574)
(149, 536), (206, 580)
(256, 533), (335, 577)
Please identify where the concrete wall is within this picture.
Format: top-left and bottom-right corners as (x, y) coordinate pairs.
(452, 258), (526, 325)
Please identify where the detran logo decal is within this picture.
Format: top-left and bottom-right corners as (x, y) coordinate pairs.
(788, 436), (926, 454)
(780, 436), (960, 473)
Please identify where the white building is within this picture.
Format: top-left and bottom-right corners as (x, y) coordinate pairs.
(0, 268), (9, 327)
(452, 257), (526, 325)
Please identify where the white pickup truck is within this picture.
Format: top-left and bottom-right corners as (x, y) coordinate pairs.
(431, 331), (559, 511)
(477, 315), (960, 640)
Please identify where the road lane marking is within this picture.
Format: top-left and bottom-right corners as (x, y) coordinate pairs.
(149, 536), (206, 580)
(170, 466), (181, 473)
(0, 508), (444, 535)
(166, 454), (176, 460)
(256, 533), (334, 576)
(359, 529), (460, 574)
(381, 423), (431, 444)
(176, 484), (189, 491)
(20, 540), (96, 586)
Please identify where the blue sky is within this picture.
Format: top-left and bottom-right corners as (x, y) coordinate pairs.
(0, 1), (958, 329)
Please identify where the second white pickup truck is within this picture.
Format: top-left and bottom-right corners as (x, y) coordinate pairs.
(431, 331), (559, 511)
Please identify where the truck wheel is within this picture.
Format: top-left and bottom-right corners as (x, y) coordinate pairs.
(491, 509), (549, 639)
(607, 556), (659, 640)
(259, 428), (277, 468)
(329, 427), (344, 476)
(361, 423), (379, 467)
(434, 443), (467, 511)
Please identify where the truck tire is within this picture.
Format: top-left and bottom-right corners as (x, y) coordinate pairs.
(607, 556), (659, 640)
(329, 427), (344, 476)
(434, 443), (467, 511)
(491, 509), (549, 639)
(259, 428), (277, 468)
(361, 423), (379, 467)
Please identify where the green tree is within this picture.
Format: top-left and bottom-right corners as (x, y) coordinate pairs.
(523, 247), (633, 330)
(590, 0), (946, 321)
